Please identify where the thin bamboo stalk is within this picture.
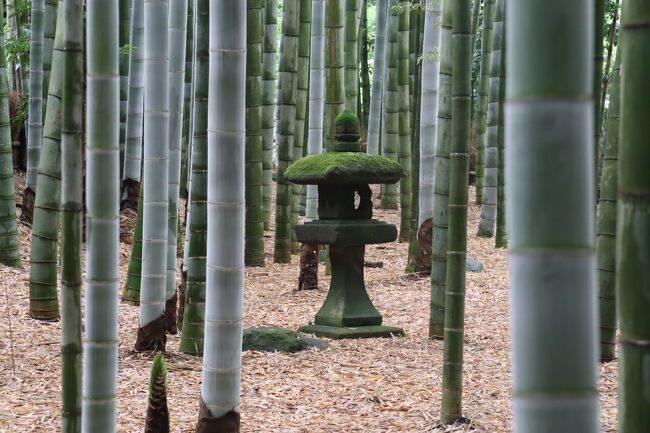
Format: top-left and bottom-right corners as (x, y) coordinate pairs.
(440, 0), (471, 422)
(344, 0), (358, 113)
(366, 0), (387, 155)
(428, 0), (452, 339)
(398, 2), (411, 241)
(261, 0), (277, 230)
(60, 0), (82, 427)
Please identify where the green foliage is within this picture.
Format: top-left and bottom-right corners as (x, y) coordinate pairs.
(4, 26), (29, 66)
(7, 0), (32, 25)
(120, 43), (135, 55)
(11, 93), (27, 131)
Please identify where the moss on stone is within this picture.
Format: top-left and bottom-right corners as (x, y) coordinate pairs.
(335, 110), (361, 135)
(284, 152), (403, 185)
(242, 327), (310, 353)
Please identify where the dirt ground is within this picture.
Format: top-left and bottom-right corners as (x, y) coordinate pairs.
(0, 176), (617, 432)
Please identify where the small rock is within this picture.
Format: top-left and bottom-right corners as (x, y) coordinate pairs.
(242, 327), (327, 353)
(466, 257), (484, 272)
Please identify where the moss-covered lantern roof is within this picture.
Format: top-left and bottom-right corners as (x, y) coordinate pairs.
(285, 152), (403, 185)
(285, 110), (403, 185)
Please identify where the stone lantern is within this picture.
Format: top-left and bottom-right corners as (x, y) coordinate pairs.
(284, 111), (405, 339)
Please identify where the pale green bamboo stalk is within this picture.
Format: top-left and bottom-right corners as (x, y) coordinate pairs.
(273, 0), (301, 263)
(180, 0), (194, 199)
(428, 0), (452, 338)
(495, 35), (506, 249)
(476, 0), (502, 238)
(29, 3), (65, 320)
(25, 0), (46, 193)
(367, 0), (388, 155)
(43, 0), (59, 90)
(119, 0), (131, 179)
(418, 0), (441, 228)
(83, 0), (120, 429)
(165, 0), (188, 333)
(324, 0), (345, 150)
(136, 0), (169, 351)
(261, 0), (277, 230)
(594, 0), (605, 187)
(597, 52), (620, 363)
(618, 1), (650, 430)
(60, 0), (82, 428)
(0, 3), (20, 268)
(290, 0), (311, 254)
(380, 0), (399, 209)
(398, 2), (411, 241)
(506, 0), (599, 431)
(179, 0), (209, 356)
(245, 0), (265, 266)
(305, 0), (325, 222)
(198, 0), (245, 427)
(122, 0), (145, 186)
(344, 0), (358, 113)
(474, 0), (494, 205)
(440, 0), (471, 421)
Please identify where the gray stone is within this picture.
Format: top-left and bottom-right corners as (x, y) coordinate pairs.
(466, 257), (484, 272)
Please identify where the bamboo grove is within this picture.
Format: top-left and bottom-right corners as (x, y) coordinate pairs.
(0, 0), (644, 431)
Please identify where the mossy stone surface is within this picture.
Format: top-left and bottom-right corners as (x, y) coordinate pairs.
(284, 152), (403, 185)
(242, 327), (324, 353)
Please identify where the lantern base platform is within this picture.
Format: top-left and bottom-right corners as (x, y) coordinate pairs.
(298, 324), (405, 340)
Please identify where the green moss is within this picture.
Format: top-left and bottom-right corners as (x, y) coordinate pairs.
(242, 327), (310, 352)
(285, 152), (403, 185)
(335, 110), (361, 132)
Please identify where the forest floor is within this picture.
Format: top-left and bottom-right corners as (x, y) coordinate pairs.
(0, 172), (618, 433)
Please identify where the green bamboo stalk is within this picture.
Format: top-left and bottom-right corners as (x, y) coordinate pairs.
(136, 0), (169, 351)
(291, 0), (311, 255)
(306, 0), (325, 222)
(344, 0), (358, 113)
(122, 0), (144, 190)
(494, 34), (506, 249)
(398, 2), (411, 242)
(246, 0), (265, 266)
(418, 0), (441, 228)
(408, 1), (419, 141)
(597, 51), (620, 363)
(324, 0), (345, 151)
(380, 1), (399, 209)
(0, 3), (20, 268)
(474, 0), (494, 205)
(476, 0), (501, 238)
(29, 3), (65, 320)
(506, 0), (599, 431)
(122, 176), (144, 304)
(428, 0), (452, 339)
(261, 0), (277, 230)
(166, 0), (188, 332)
(594, 0), (605, 186)
(42, 0), (58, 98)
(359, 0), (370, 130)
(618, 1), (650, 430)
(180, 0), (194, 199)
(197, 0), (245, 428)
(366, 0), (387, 155)
(60, 0), (82, 428)
(119, 0), (131, 179)
(83, 0), (120, 429)
(273, 0), (300, 264)
(406, 0), (422, 273)
(470, 0), (481, 54)
(179, 0), (209, 356)
(440, 0), (471, 422)
(25, 0), (45, 194)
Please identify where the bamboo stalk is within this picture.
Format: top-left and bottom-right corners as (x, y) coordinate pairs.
(506, 0), (599, 431)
